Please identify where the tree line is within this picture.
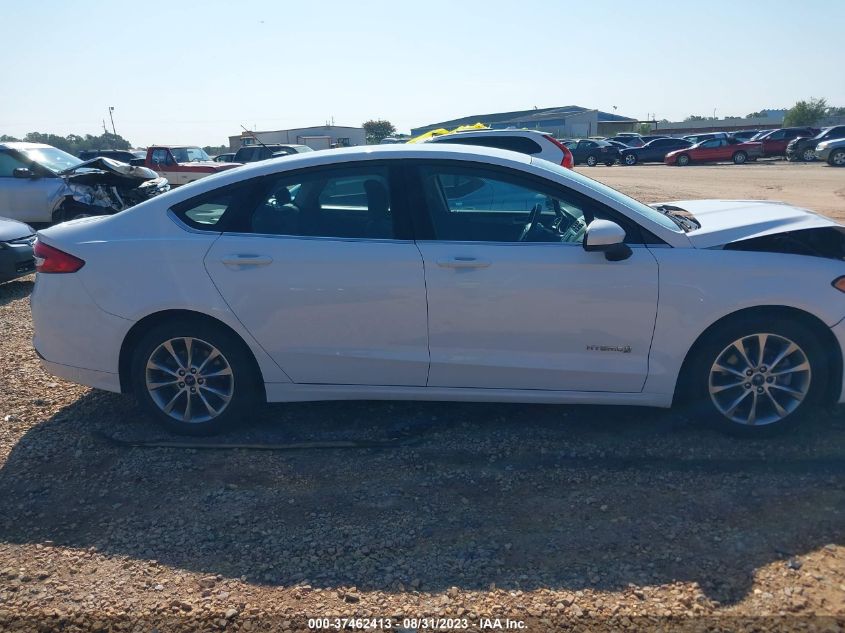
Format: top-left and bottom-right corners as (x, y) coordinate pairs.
(0, 131), (131, 155)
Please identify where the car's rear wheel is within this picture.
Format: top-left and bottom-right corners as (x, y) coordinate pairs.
(624, 154), (638, 166)
(829, 149), (845, 167)
(732, 151), (748, 165)
(687, 317), (825, 436)
(131, 319), (260, 435)
(676, 154), (690, 166)
(585, 155), (598, 167)
(802, 148), (816, 162)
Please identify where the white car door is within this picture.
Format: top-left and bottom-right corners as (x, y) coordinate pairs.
(201, 163), (430, 386)
(0, 150), (64, 223)
(411, 162), (659, 392)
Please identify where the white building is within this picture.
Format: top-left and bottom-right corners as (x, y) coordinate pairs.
(228, 125), (366, 151)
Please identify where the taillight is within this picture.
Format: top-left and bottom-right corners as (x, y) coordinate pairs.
(544, 135), (574, 169)
(34, 240), (85, 274)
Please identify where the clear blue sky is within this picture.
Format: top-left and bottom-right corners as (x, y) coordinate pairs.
(2, 0), (843, 146)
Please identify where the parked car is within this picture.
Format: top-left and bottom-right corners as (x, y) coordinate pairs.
(32, 144), (845, 437)
(754, 127), (818, 158)
(665, 138), (763, 166)
(815, 138), (845, 167)
(682, 132), (729, 145)
(619, 138), (694, 165)
(232, 144), (314, 164)
(786, 126), (845, 162)
(213, 153), (236, 163)
(136, 145), (240, 187)
(426, 129), (574, 168)
(0, 217), (35, 283)
(604, 140), (629, 150)
(78, 149), (145, 163)
(562, 139), (620, 166)
(730, 130), (761, 143)
(638, 135), (672, 144)
(611, 134), (644, 147)
(0, 142), (169, 224)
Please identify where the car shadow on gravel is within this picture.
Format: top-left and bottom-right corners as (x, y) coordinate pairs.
(0, 278), (33, 307)
(0, 389), (842, 605)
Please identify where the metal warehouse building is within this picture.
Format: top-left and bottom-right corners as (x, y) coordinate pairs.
(228, 125), (366, 151)
(411, 106), (638, 138)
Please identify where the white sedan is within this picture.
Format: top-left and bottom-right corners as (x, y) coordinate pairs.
(31, 145), (845, 436)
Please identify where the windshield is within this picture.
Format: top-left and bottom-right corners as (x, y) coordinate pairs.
(19, 146), (82, 173)
(171, 147), (211, 162)
(531, 159), (682, 233)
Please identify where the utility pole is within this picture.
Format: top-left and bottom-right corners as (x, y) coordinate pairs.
(108, 106), (117, 139)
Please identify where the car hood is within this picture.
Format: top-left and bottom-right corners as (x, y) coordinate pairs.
(657, 199), (839, 249)
(0, 217), (35, 241)
(61, 157), (159, 181)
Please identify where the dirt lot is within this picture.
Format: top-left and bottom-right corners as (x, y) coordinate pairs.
(575, 160), (845, 221)
(1, 163), (844, 632)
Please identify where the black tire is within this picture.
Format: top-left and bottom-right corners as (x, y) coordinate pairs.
(676, 154), (690, 166)
(829, 149), (845, 167)
(130, 318), (262, 436)
(585, 155), (598, 167)
(732, 151), (748, 165)
(604, 160), (615, 167)
(623, 154), (638, 166)
(801, 148), (816, 162)
(684, 316), (827, 437)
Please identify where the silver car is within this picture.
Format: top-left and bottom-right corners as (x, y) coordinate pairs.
(815, 138), (845, 167)
(0, 142), (168, 224)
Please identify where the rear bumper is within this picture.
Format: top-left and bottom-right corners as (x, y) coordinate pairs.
(32, 273), (133, 389)
(37, 358), (122, 393)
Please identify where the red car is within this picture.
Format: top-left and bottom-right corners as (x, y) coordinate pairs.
(664, 138), (763, 166)
(754, 127), (818, 158)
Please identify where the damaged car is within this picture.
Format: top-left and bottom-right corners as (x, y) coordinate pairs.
(30, 145), (845, 438)
(0, 142), (169, 225)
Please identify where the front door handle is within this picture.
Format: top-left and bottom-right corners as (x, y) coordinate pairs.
(437, 257), (492, 269)
(221, 254), (273, 267)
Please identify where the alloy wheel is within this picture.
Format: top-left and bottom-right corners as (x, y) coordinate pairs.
(145, 337), (235, 423)
(803, 148), (816, 162)
(708, 333), (811, 426)
(624, 154), (637, 166)
(832, 150), (845, 166)
(677, 155), (689, 166)
(586, 155), (597, 166)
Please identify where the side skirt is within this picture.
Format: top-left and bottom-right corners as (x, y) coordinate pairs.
(264, 383), (672, 407)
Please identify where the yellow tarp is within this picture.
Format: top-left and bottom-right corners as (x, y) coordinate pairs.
(406, 123), (489, 144)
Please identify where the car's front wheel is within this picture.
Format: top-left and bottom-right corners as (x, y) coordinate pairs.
(732, 151), (747, 165)
(802, 148), (816, 162)
(676, 154), (690, 166)
(131, 318), (261, 435)
(585, 155), (598, 166)
(624, 154), (638, 166)
(688, 317), (825, 436)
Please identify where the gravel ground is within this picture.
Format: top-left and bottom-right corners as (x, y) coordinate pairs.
(1, 164), (844, 632)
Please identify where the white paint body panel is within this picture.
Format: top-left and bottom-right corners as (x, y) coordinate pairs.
(204, 235), (429, 386)
(29, 144), (845, 410)
(417, 241), (658, 391)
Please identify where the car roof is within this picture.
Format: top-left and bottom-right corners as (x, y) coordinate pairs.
(429, 129), (550, 140)
(0, 142), (54, 150)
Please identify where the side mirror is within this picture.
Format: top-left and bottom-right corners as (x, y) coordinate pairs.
(583, 219), (632, 261)
(13, 167), (35, 179)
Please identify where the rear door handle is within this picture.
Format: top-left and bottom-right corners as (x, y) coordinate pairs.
(221, 254), (273, 267)
(437, 257), (492, 269)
